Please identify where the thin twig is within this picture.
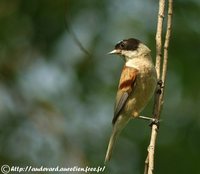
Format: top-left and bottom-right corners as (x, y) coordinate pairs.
(64, 16), (91, 56)
(144, 0), (173, 174)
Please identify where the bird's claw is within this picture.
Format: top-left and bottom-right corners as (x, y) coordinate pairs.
(149, 118), (160, 128)
(137, 116), (160, 128)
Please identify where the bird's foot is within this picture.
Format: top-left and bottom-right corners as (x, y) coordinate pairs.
(149, 118), (160, 128)
(137, 116), (160, 128)
(156, 80), (164, 94)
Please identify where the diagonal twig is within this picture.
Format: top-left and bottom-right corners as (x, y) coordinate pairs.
(64, 15), (91, 57)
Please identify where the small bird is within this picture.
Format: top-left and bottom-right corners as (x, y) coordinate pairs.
(105, 38), (157, 163)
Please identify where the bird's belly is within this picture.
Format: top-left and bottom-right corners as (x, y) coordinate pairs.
(124, 75), (156, 117)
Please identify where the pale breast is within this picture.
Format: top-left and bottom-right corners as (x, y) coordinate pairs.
(125, 65), (157, 117)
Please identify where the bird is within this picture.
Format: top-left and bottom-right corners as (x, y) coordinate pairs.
(104, 38), (157, 163)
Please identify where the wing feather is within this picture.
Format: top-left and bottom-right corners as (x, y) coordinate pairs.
(112, 66), (138, 124)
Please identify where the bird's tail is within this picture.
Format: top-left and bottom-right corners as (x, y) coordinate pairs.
(104, 115), (130, 164)
(104, 127), (120, 164)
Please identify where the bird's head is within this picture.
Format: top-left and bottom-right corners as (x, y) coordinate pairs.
(108, 38), (151, 61)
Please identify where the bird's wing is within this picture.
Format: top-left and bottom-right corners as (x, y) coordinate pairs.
(112, 66), (138, 124)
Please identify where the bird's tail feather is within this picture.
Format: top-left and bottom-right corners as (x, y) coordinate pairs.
(104, 116), (130, 164)
(104, 128), (120, 164)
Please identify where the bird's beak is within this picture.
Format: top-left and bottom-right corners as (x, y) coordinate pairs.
(107, 49), (121, 55)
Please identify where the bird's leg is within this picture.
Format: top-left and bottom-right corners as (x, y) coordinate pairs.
(137, 116), (160, 127)
(137, 116), (155, 122)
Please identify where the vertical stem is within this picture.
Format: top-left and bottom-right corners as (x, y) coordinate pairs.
(150, 1), (166, 172)
(153, 0), (166, 121)
(155, 0), (166, 79)
(144, 155), (149, 174)
(144, 0), (173, 174)
(147, 125), (158, 174)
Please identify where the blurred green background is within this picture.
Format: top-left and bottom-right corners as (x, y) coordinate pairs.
(0, 0), (200, 174)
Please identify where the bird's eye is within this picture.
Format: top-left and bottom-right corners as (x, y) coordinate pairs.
(120, 42), (125, 48)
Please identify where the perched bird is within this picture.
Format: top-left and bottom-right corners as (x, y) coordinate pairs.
(105, 38), (157, 163)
